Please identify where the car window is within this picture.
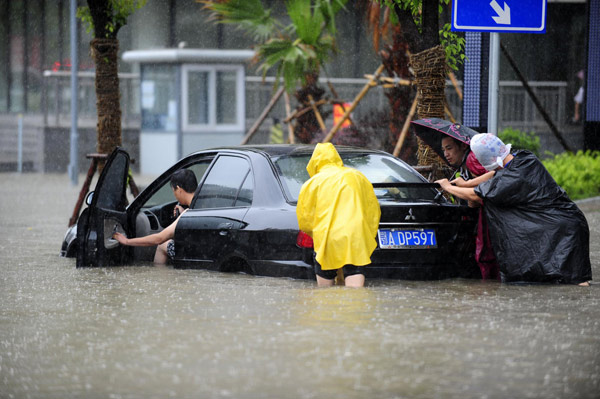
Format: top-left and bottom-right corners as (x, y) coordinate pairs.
(271, 154), (310, 202)
(193, 155), (252, 209)
(234, 171), (253, 207)
(273, 153), (437, 202)
(96, 151), (128, 210)
(142, 161), (211, 208)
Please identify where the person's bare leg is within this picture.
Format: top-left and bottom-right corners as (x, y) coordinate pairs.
(153, 242), (169, 265)
(578, 281), (590, 287)
(316, 275), (335, 287)
(334, 269), (345, 285)
(344, 274), (365, 288)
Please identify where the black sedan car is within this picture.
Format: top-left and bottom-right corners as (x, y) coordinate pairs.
(62, 145), (478, 280)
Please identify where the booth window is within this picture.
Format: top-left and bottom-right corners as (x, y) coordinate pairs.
(183, 65), (244, 132)
(141, 65), (178, 131)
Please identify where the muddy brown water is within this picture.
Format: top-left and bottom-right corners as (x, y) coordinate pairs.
(1, 173), (599, 399)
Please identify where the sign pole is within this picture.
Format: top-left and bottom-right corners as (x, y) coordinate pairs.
(488, 32), (500, 135)
(69, 0), (79, 185)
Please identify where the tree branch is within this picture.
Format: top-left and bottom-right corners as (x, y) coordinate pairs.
(391, 2), (421, 53)
(420, 0), (440, 50)
(87, 0), (112, 39)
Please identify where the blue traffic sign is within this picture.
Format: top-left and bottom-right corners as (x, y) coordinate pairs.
(452, 0), (547, 33)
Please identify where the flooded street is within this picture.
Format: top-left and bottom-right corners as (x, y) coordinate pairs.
(1, 173), (599, 399)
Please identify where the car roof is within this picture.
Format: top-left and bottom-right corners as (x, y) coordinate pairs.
(188, 144), (391, 158)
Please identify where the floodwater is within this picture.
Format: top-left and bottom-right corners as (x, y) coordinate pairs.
(1, 173), (599, 399)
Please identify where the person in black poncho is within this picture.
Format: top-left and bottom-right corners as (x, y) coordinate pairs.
(436, 133), (592, 286)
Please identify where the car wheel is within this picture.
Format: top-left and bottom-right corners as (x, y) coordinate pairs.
(220, 257), (252, 275)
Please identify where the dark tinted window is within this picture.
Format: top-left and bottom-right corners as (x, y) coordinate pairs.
(193, 156), (252, 209)
(96, 152), (128, 210)
(234, 172), (253, 207)
(273, 153), (437, 202)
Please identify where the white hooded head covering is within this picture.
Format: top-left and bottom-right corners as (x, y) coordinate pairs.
(470, 133), (512, 171)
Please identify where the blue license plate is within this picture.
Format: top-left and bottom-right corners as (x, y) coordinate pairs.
(377, 228), (437, 249)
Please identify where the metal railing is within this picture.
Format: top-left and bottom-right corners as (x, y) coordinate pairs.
(245, 76), (392, 122)
(245, 77), (569, 134)
(40, 71), (568, 134)
(498, 81), (568, 132)
(42, 70), (140, 128)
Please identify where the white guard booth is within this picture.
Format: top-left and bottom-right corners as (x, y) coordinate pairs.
(123, 49), (254, 175)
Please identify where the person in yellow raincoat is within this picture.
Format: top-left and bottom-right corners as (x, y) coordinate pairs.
(296, 143), (381, 287)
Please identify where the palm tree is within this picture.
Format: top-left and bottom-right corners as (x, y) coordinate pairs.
(202, 0), (348, 143)
(78, 0), (146, 169)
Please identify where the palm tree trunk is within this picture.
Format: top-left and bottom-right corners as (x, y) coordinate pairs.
(91, 37), (122, 170)
(410, 44), (447, 175)
(294, 78), (326, 144)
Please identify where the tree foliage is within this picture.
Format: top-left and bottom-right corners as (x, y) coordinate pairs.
(498, 127), (541, 157)
(377, 0), (465, 70)
(202, 0), (348, 93)
(543, 151), (600, 200)
(78, 0), (147, 38)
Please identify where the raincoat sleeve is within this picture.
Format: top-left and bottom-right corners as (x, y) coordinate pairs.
(475, 158), (534, 206)
(361, 173), (382, 235)
(475, 153), (561, 207)
(296, 179), (316, 236)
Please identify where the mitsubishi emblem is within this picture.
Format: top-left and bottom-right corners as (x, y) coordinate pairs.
(405, 208), (416, 221)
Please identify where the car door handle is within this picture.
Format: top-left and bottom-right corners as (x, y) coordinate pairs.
(218, 222), (233, 235)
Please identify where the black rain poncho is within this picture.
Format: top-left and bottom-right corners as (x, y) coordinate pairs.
(474, 150), (592, 284)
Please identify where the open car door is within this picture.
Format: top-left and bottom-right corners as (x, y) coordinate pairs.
(76, 148), (130, 267)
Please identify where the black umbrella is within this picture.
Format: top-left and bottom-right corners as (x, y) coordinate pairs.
(410, 118), (480, 161)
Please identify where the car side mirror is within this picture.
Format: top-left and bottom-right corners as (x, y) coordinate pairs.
(86, 191), (94, 206)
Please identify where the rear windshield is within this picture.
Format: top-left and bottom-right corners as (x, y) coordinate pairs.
(272, 153), (438, 202)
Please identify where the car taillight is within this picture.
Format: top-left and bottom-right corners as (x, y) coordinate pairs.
(296, 231), (313, 248)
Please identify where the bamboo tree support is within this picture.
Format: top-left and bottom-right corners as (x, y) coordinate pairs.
(282, 98), (352, 132)
(393, 94), (419, 157)
(284, 92), (295, 144)
(364, 75), (412, 88)
(283, 99), (327, 123)
(448, 72), (463, 101)
(323, 64), (385, 143)
(308, 94), (327, 132)
(240, 86), (285, 145)
(444, 102), (457, 123)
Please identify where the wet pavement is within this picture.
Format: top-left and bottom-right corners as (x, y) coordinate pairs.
(0, 173), (599, 399)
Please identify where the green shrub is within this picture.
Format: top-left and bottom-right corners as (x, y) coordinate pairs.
(498, 127), (541, 157)
(542, 151), (600, 200)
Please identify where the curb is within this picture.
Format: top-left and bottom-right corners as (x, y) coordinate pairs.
(576, 196), (600, 213)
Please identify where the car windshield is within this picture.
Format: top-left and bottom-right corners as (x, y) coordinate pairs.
(272, 153), (438, 202)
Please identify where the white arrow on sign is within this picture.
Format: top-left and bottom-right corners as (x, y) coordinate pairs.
(490, 0), (511, 25)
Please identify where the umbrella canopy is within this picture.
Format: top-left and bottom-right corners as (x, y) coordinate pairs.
(410, 118), (480, 160)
